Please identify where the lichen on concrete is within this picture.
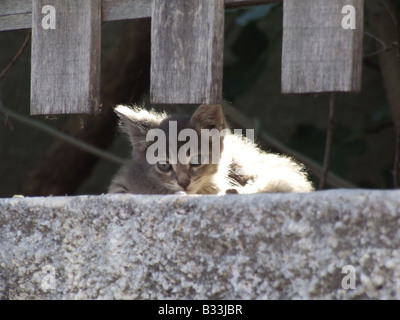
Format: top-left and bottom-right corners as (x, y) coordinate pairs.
(1, 190), (400, 299)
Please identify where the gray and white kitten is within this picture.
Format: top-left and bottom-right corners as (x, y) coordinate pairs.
(108, 104), (314, 194)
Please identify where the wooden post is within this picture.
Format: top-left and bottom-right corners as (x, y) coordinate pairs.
(150, 0), (224, 104)
(31, 0), (101, 115)
(281, 0), (364, 93)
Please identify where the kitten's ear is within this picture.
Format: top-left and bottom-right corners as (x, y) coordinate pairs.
(114, 105), (165, 148)
(190, 104), (226, 131)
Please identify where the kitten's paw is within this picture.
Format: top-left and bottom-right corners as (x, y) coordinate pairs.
(175, 191), (187, 195)
(225, 188), (239, 194)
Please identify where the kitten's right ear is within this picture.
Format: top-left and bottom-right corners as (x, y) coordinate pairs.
(114, 105), (166, 149)
(190, 104), (226, 132)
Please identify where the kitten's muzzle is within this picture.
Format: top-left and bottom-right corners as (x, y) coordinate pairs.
(177, 178), (190, 190)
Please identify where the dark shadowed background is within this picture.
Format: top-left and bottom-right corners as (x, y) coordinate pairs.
(0, 2), (399, 197)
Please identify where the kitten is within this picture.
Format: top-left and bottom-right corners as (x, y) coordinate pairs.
(108, 104), (314, 194)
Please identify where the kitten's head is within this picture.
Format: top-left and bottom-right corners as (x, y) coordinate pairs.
(115, 104), (227, 194)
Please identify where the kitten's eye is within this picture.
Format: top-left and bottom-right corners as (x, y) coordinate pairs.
(157, 162), (172, 172)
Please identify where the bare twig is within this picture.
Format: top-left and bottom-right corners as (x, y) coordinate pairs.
(0, 30), (31, 82)
(222, 101), (356, 189)
(363, 31), (398, 57)
(0, 100), (125, 166)
(319, 93), (336, 190)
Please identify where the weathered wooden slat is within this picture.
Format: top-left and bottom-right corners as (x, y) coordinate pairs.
(102, 0), (151, 22)
(0, 0), (31, 15)
(0, 13), (31, 31)
(150, 0), (224, 104)
(0, 0), (280, 32)
(31, 0), (101, 115)
(281, 0), (364, 93)
(0, 0), (31, 31)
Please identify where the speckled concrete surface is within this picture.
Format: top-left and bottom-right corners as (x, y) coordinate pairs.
(1, 190), (400, 299)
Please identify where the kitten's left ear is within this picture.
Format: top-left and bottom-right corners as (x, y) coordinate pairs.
(190, 104), (226, 131)
(114, 105), (166, 149)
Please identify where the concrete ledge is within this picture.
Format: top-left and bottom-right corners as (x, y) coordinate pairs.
(1, 190), (400, 299)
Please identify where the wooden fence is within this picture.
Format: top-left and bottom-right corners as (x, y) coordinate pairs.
(0, 0), (364, 115)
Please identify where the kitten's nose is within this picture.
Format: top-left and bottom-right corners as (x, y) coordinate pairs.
(177, 178), (190, 190)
